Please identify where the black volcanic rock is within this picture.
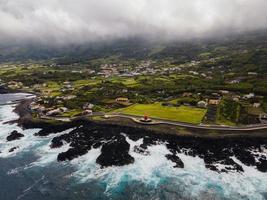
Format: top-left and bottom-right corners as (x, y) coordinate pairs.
(46, 119), (267, 173)
(166, 154), (184, 168)
(233, 148), (256, 166)
(58, 147), (89, 161)
(6, 130), (24, 141)
(257, 158), (267, 172)
(35, 120), (85, 136)
(9, 146), (18, 152)
(96, 135), (134, 167)
(133, 145), (150, 155)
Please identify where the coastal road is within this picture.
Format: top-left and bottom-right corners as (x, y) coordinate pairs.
(107, 113), (267, 131)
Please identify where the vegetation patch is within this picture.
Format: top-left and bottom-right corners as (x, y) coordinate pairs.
(216, 98), (240, 126)
(114, 103), (207, 124)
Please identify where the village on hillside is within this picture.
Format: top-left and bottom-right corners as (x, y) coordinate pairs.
(1, 52), (267, 126)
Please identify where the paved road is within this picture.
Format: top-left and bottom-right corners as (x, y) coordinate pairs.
(37, 112), (267, 132)
(108, 113), (267, 131)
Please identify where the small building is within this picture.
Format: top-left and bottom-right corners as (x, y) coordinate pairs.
(233, 97), (240, 102)
(63, 95), (77, 100)
(212, 93), (220, 97)
(209, 99), (220, 105)
(220, 90), (230, 95)
(122, 89), (128, 93)
(197, 101), (208, 108)
(83, 103), (94, 110)
(243, 93), (255, 99)
(63, 81), (71, 85)
(229, 79), (240, 84)
(248, 72), (258, 75)
(59, 107), (68, 112)
(82, 109), (93, 115)
(116, 97), (129, 103)
(253, 103), (261, 108)
(261, 114), (267, 120)
(46, 109), (62, 116)
(7, 81), (23, 89)
(46, 107), (68, 116)
(140, 115), (152, 123)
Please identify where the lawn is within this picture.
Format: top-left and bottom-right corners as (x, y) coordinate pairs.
(123, 78), (139, 86)
(73, 79), (101, 87)
(61, 109), (82, 117)
(114, 103), (207, 124)
(110, 77), (139, 87)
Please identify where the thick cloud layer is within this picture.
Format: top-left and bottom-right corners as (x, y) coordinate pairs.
(0, 0), (267, 46)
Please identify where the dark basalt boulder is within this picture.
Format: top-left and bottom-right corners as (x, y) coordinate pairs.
(257, 158), (267, 172)
(6, 130), (24, 141)
(57, 147), (89, 161)
(165, 154), (184, 168)
(204, 159), (244, 173)
(45, 119), (267, 173)
(96, 136), (134, 167)
(133, 145), (150, 155)
(233, 148), (256, 166)
(9, 146), (18, 152)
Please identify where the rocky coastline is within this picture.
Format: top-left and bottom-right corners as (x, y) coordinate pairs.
(18, 117), (267, 173)
(4, 97), (267, 173)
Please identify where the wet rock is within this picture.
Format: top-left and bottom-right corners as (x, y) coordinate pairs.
(165, 154), (184, 168)
(57, 147), (89, 161)
(257, 158), (267, 172)
(203, 149), (244, 173)
(223, 158), (244, 173)
(205, 164), (218, 172)
(44, 119), (267, 173)
(92, 142), (102, 149)
(50, 138), (65, 148)
(96, 135), (134, 167)
(233, 148), (256, 166)
(6, 130), (24, 141)
(133, 145), (150, 155)
(35, 120), (84, 136)
(9, 146), (18, 152)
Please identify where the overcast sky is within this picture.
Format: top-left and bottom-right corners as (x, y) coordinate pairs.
(0, 0), (267, 46)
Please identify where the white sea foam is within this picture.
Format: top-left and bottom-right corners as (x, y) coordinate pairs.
(0, 104), (74, 162)
(67, 136), (267, 199)
(31, 135), (72, 167)
(0, 104), (41, 157)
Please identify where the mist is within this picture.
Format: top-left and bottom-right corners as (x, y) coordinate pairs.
(0, 0), (267, 46)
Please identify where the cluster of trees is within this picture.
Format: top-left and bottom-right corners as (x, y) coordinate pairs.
(217, 98), (241, 124)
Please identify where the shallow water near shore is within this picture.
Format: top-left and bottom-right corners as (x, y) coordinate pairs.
(0, 93), (35, 105)
(0, 94), (267, 200)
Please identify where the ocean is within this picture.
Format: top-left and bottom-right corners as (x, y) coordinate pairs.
(0, 94), (267, 200)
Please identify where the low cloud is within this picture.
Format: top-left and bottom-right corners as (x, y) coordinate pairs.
(0, 0), (267, 46)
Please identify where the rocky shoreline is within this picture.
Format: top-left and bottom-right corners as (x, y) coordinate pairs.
(3, 97), (267, 173)
(18, 117), (266, 173)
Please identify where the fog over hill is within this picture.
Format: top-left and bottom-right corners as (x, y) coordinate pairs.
(0, 0), (267, 46)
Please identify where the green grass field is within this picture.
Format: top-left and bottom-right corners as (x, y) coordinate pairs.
(114, 103), (207, 124)
(110, 77), (139, 87)
(73, 79), (102, 87)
